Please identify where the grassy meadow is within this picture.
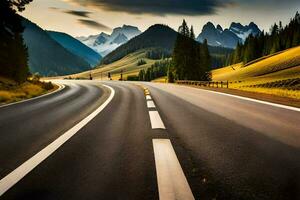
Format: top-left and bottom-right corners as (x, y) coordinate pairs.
(211, 46), (300, 99)
(0, 77), (57, 104)
(68, 49), (162, 81)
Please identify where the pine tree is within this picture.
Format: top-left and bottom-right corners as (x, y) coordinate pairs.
(173, 20), (211, 81)
(0, 0), (32, 82)
(190, 26), (195, 40)
(178, 20), (190, 37)
(138, 69), (145, 81)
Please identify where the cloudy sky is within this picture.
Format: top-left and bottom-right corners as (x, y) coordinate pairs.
(20, 0), (300, 37)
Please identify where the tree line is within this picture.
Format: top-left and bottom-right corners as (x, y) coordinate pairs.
(170, 20), (211, 81)
(138, 60), (171, 81)
(137, 20), (212, 82)
(0, 0), (32, 83)
(227, 12), (300, 65)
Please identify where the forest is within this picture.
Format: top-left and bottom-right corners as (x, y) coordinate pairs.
(226, 12), (300, 66)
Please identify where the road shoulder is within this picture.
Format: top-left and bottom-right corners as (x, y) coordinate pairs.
(179, 84), (300, 108)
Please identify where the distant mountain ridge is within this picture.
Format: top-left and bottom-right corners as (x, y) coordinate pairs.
(101, 24), (233, 67)
(21, 18), (91, 76)
(101, 24), (178, 64)
(77, 25), (141, 56)
(197, 22), (261, 49)
(47, 31), (102, 66)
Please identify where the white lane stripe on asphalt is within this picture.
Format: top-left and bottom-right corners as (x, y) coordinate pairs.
(147, 101), (156, 108)
(181, 85), (300, 112)
(153, 139), (195, 200)
(149, 111), (165, 129)
(0, 84), (115, 196)
(146, 95), (152, 100)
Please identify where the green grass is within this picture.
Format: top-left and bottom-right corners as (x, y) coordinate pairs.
(70, 48), (164, 80)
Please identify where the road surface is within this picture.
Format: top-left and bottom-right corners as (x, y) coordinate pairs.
(0, 80), (299, 200)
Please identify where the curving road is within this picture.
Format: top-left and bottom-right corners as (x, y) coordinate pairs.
(0, 80), (299, 200)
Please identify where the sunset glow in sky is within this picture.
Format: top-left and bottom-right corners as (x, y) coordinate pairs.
(20, 0), (300, 37)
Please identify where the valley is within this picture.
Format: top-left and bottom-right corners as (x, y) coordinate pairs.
(1, 1), (300, 199)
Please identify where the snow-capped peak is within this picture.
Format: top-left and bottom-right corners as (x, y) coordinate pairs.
(77, 25), (141, 56)
(196, 21), (261, 49)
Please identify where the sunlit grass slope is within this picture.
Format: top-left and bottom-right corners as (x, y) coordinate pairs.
(0, 77), (57, 104)
(212, 46), (300, 81)
(211, 46), (300, 99)
(70, 49), (161, 80)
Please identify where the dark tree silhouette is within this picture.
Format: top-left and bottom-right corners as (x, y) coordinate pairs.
(0, 0), (32, 82)
(172, 20), (211, 81)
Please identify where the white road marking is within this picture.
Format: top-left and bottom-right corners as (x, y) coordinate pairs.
(147, 101), (156, 108)
(146, 95), (152, 100)
(149, 111), (165, 129)
(153, 139), (195, 200)
(181, 85), (300, 112)
(0, 84), (115, 196)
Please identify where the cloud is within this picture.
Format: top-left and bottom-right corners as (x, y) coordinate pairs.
(63, 0), (234, 16)
(78, 19), (111, 31)
(64, 10), (92, 18)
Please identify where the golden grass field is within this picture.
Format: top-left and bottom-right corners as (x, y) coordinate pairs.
(152, 76), (168, 83)
(0, 77), (57, 104)
(211, 46), (300, 99)
(68, 49), (161, 81)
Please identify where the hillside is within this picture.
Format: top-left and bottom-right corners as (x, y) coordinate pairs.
(212, 46), (300, 81)
(66, 49), (162, 80)
(211, 46), (300, 98)
(47, 31), (102, 66)
(22, 18), (91, 76)
(101, 24), (177, 64)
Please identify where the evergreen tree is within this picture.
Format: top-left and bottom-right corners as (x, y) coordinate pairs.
(190, 26), (195, 40)
(172, 20), (211, 81)
(0, 0), (32, 82)
(138, 69), (145, 81)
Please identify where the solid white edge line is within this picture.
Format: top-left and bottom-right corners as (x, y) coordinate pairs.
(147, 100), (156, 108)
(149, 111), (165, 129)
(0, 83), (65, 109)
(179, 85), (300, 112)
(0, 84), (115, 196)
(153, 139), (195, 200)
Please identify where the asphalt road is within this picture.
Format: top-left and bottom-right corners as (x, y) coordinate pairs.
(0, 80), (299, 200)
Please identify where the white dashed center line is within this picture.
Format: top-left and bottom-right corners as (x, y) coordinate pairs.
(141, 85), (194, 200)
(147, 100), (156, 108)
(149, 111), (165, 129)
(153, 139), (195, 200)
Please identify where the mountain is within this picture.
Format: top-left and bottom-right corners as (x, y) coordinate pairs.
(197, 22), (261, 49)
(22, 18), (91, 76)
(229, 22), (261, 41)
(112, 33), (128, 45)
(47, 31), (102, 66)
(101, 24), (233, 66)
(77, 25), (141, 56)
(101, 24), (178, 64)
